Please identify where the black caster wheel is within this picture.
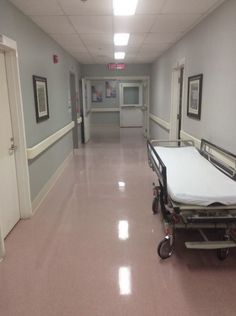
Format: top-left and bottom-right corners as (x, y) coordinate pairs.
(217, 248), (229, 261)
(152, 197), (159, 214)
(217, 234), (230, 261)
(157, 236), (174, 259)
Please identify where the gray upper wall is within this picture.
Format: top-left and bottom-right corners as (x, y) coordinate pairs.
(150, 0), (236, 154)
(0, 0), (81, 200)
(0, 0), (80, 147)
(81, 63), (151, 78)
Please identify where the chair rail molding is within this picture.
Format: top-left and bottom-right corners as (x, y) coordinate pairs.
(91, 108), (120, 113)
(149, 113), (170, 131)
(27, 121), (75, 160)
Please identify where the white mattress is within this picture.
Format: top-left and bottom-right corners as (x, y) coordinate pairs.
(153, 146), (236, 206)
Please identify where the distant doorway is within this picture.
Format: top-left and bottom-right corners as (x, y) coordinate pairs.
(119, 80), (149, 137)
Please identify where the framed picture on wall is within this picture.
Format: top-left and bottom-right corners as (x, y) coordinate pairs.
(91, 83), (103, 102)
(105, 80), (116, 98)
(33, 75), (49, 122)
(187, 74), (203, 120)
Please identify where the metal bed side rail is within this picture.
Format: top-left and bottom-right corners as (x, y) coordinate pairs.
(150, 139), (194, 148)
(200, 139), (236, 180)
(147, 140), (168, 203)
(147, 139), (195, 205)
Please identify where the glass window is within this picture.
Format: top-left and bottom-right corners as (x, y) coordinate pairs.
(123, 86), (139, 105)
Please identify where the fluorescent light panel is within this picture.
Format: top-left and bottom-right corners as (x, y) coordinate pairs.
(115, 52), (125, 60)
(114, 33), (130, 46)
(113, 0), (138, 16)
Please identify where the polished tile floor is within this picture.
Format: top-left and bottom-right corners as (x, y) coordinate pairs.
(1, 127), (236, 316)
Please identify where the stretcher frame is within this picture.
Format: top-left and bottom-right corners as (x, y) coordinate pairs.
(147, 138), (236, 260)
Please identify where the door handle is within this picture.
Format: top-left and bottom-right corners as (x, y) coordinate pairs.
(8, 144), (17, 155)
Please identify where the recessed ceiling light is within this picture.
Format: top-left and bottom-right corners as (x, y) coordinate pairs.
(114, 33), (130, 46)
(115, 52), (125, 60)
(113, 0), (138, 16)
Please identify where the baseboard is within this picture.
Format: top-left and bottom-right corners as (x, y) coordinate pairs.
(32, 151), (73, 214)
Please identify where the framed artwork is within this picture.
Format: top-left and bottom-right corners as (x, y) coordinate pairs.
(187, 74), (203, 120)
(33, 75), (49, 122)
(105, 80), (116, 98)
(91, 83), (103, 102)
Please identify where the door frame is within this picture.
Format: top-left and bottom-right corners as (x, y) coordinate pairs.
(169, 58), (186, 140)
(81, 78), (91, 143)
(0, 34), (32, 260)
(69, 71), (79, 148)
(83, 76), (150, 137)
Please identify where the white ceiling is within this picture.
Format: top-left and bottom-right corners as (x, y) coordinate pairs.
(10, 0), (225, 64)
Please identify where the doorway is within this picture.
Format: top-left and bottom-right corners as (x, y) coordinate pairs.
(0, 51), (20, 238)
(170, 61), (185, 140)
(119, 80), (149, 137)
(81, 78), (91, 143)
(0, 35), (32, 260)
(80, 76), (150, 143)
(69, 72), (79, 148)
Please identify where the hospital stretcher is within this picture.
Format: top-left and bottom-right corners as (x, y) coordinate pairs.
(147, 138), (236, 260)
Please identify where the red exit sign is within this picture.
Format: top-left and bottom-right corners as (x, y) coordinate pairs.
(107, 63), (126, 70)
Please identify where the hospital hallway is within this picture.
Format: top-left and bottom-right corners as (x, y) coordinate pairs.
(1, 127), (236, 316)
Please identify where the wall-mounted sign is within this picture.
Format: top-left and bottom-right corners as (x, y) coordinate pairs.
(107, 63), (126, 70)
(116, 63), (125, 70)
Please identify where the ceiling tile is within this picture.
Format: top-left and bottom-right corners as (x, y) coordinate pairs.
(80, 34), (113, 48)
(135, 56), (157, 63)
(161, 0), (223, 14)
(58, 0), (113, 15)
(50, 34), (87, 52)
(70, 52), (94, 64)
(10, 0), (63, 15)
(136, 0), (166, 14)
(129, 33), (146, 47)
(144, 32), (183, 44)
(150, 14), (201, 33)
(94, 57), (114, 64)
(69, 16), (112, 34)
(119, 47), (140, 54)
(88, 46), (113, 56)
(94, 53), (114, 60)
(141, 42), (172, 51)
(31, 16), (75, 34)
(125, 52), (138, 59)
(113, 15), (156, 33)
(138, 48), (164, 57)
(136, 46), (165, 61)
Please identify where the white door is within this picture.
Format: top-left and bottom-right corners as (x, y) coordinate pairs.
(81, 78), (91, 143)
(0, 51), (20, 238)
(120, 83), (143, 127)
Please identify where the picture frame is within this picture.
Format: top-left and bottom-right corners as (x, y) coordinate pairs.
(187, 74), (203, 120)
(105, 80), (117, 98)
(33, 75), (49, 122)
(91, 83), (103, 103)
